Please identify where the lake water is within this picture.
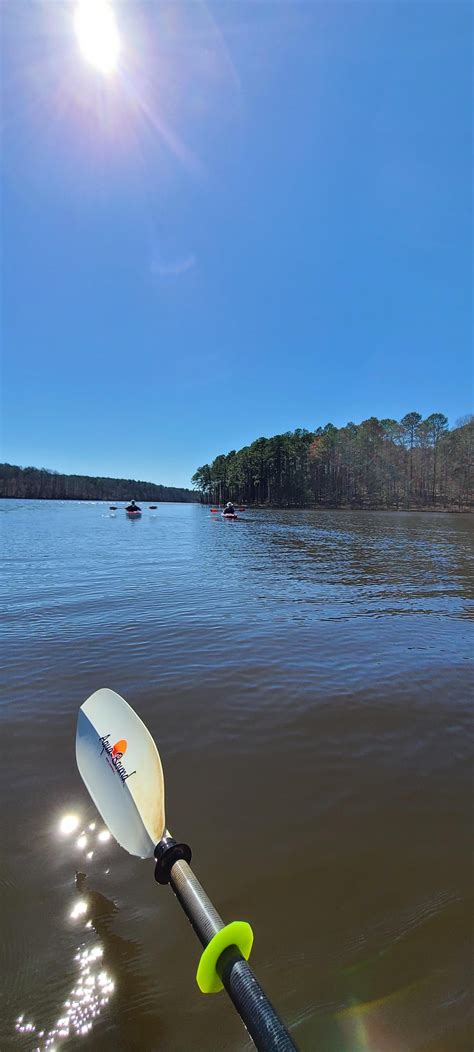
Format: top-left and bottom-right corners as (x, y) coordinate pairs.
(1, 499), (472, 1051)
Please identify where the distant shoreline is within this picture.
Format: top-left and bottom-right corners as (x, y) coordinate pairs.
(1, 495), (470, 512)
(0, 496), (199, 503)
(0, 464), (198, 503)
(199, 503), (472, 514)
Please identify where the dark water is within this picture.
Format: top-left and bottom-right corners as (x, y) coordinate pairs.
(1, 499), (472, 1051)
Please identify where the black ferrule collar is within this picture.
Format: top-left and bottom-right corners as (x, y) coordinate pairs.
(154, 835), (192, 885)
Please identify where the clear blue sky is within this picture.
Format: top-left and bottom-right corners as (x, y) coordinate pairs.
(2, 1), (471, 488)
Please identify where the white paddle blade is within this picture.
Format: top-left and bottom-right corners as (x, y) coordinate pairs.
(76, 688), (165, 858)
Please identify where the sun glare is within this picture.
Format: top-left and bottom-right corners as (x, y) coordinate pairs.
(59, 814), (80, 836)
(75, 0), (121, 76)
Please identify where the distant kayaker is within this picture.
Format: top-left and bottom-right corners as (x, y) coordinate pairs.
(126, 500), (141, 512)
(224, 501), (235, 515)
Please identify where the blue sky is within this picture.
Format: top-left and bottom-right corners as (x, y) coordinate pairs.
(2, 1), (471, 487)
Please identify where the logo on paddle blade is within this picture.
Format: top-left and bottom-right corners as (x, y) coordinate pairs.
(99, 734), (136, 784)
(111, 739), (127, 758)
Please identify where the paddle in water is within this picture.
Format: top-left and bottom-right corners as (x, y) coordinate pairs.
(76, 689), (298, 1051)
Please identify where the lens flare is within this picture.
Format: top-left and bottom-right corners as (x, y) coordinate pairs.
(74, 0), (121, 76)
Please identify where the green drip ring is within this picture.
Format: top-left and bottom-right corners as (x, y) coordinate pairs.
(196, 921), (254, 994)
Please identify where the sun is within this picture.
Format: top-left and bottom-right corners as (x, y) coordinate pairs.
(74, 0), (121, 76)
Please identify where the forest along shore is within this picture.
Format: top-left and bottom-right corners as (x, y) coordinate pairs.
(193, 413), (473, 510)
(0, 465), (198, 503)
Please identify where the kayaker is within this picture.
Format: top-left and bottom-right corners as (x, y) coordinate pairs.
(223, 501), (235, 515)
(126, 500), (141, 512)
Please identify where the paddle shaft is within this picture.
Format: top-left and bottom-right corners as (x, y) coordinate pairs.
(170, 859), (298, 1052)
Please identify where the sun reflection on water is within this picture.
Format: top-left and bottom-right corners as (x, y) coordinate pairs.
(58, 814), (80, 836)
(16, 942), (114, 1050)
(70, 898), (88, 920)
(14, 812), (117, 1049)
(15, 925), (115, 1050)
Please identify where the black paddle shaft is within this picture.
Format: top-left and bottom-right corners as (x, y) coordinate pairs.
(169, 859), (299, 1052)
(217, 946), (298, 1052)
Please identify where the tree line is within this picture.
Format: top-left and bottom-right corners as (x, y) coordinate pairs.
(192, 414), (473, 509)
(0, 464), (198, 503)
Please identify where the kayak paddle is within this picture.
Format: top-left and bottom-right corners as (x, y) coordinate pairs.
(76, 689), (298, 1051)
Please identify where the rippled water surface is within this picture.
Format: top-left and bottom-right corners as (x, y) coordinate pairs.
(1, 500), (472, 1051)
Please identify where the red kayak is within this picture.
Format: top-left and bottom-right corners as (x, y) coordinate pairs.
(126, 509), (142, 518)
(221, 512), (238, 520)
